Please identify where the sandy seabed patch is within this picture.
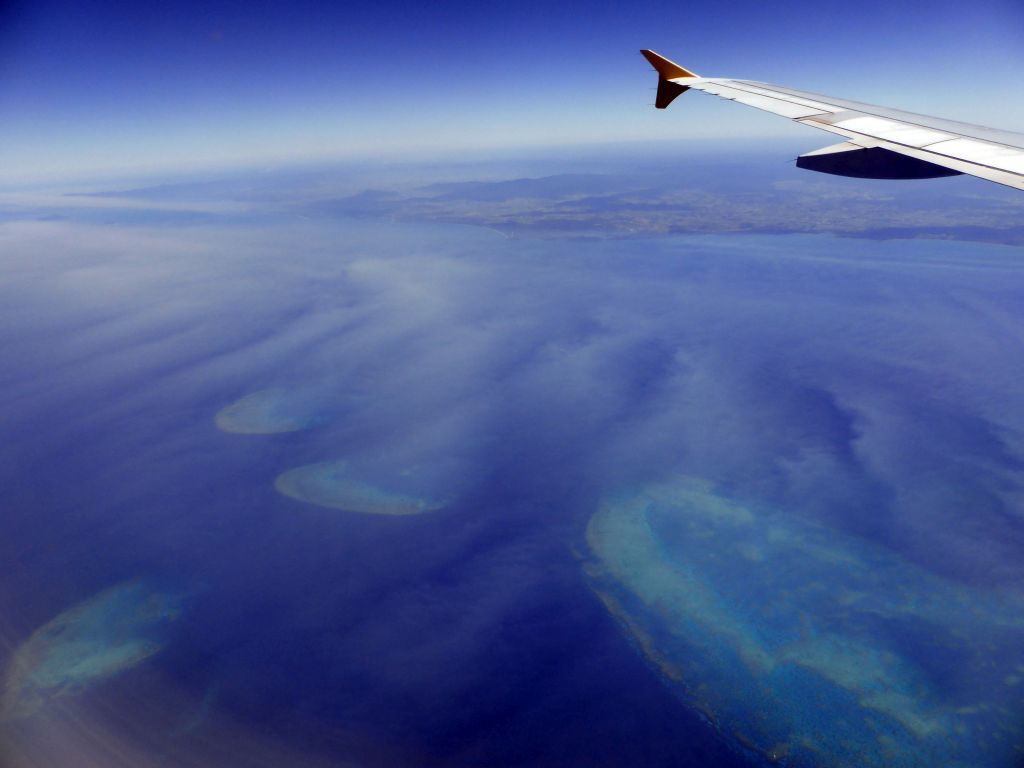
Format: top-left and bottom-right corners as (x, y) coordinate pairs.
(215, 389), (316, 434)
(275, 461), (445, 515)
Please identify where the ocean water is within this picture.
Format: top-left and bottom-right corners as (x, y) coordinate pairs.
(2, 208), (1024, 766)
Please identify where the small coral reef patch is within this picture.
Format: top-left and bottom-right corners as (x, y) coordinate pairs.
(215, 388), (317, 434)
(275, 460), (445, 515)
(2, 581), (184, 720)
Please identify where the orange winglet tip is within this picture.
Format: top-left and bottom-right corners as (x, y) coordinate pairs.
(640, 50), (699, 80)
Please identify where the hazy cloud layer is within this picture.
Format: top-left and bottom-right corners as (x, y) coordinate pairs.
(3, 180), (1024, 765)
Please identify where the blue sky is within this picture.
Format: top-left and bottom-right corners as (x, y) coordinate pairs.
(2, 0), (1023, 180)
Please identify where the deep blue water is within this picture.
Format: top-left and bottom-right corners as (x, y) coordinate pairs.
(3, 207), (1024, 766)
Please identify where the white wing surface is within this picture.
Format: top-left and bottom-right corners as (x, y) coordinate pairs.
(642, 49), (1024, 191)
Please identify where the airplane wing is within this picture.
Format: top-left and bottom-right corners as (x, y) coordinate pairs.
(642, 49), (1024, 191)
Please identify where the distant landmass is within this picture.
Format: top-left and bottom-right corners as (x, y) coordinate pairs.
(69, 148), (1024, 246)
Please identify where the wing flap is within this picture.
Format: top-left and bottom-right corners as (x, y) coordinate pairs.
(926, 138), (1024, 174)
(800, 114), (1024, 186)
(879, 143), (1024, 189)
(797, 119), (1024, 189)
(826, 116), (956, 148)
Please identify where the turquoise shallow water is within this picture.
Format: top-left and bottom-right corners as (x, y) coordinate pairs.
(585, 478), (1024, 767)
